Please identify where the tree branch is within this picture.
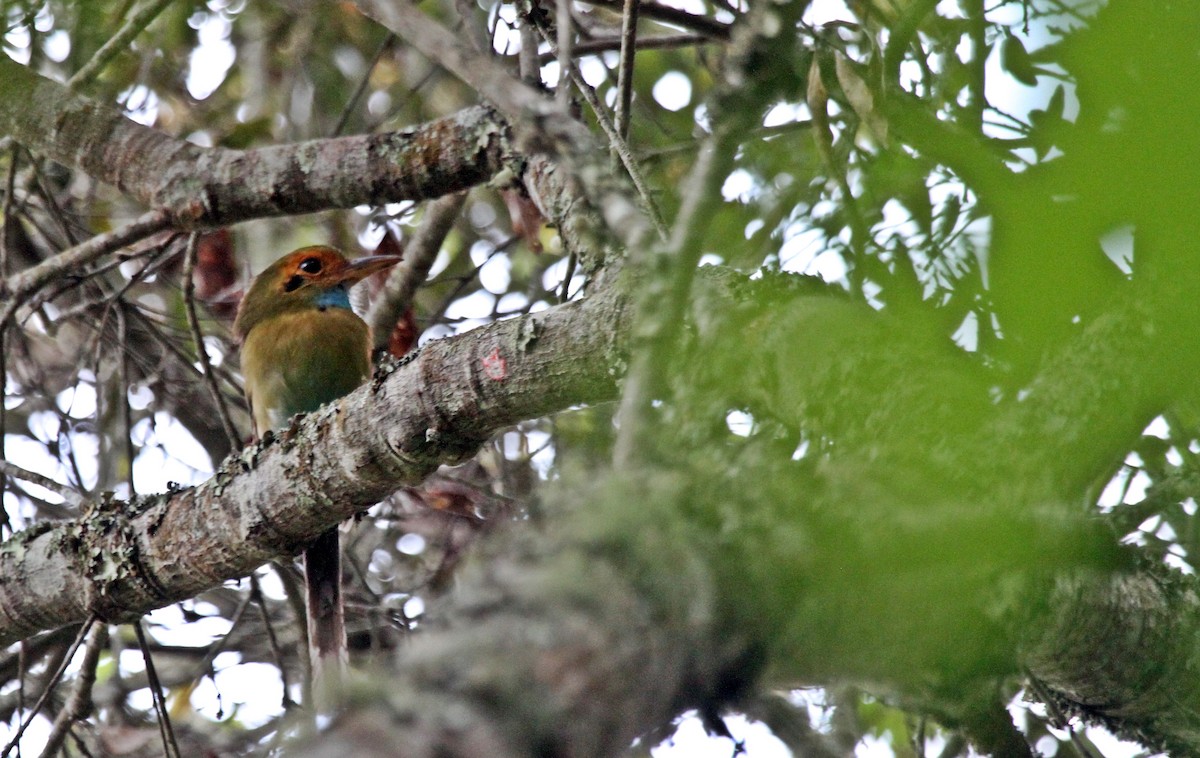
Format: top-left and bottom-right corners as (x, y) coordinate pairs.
(0, 56), (509, 228)
(366, 192), (466, 352)
(0, 286), (627, 646)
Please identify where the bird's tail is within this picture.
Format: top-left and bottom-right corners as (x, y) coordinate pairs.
(305, 528), (348, 714)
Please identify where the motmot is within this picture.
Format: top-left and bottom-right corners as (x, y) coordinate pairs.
(234, 245), (401, 710)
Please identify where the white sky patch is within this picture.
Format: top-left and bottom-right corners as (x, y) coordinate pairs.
(355, 219), (387, 250)
(1087, 726), (1166, 757)
(952, 310), (979, 352)
(809, 250), (848, 282)
(128, 383), (154, 410)
(186, 130), (215, 147)
(778, 225), (848, 283)
(651, 713), (791, 757)
(0, 713), (51, 756)
(191, 662), (285, 728)
(498, 291), (530, 313)
(398, 533), (426, 555)
(404, 595), (425, 619)
(763, 102), (807, 127)
(131, 412), (216, 492)
(469, 200), (498, 228)
(18, 414), (100, 492)
(3, 434), (74, 507)
(656, 0), (707, 14)
(1121, 470), (1151, 506)
(1099, 224), (1134, 276)
(490, 3), (523, 56)
(121, 84), (160, 126)
(542, 256), (570, 291)
(187, 13), (236, 100)
(44, 30), (70, 62)
(541, 60), (562, 89)
(367, 89), (391, 116)
(652, 71), (692, 112)
(879, 197), (922, 241)
(1167, 446), (1184, 467)
(56, 383), (97, 418)
(3, 27), (32, 64)
(721, 168), (757, 202)
(480, 253), (512, 294)
(726, 410), (754, 437)
(144, 606), (232, 646)
(1144, 415), (1170, 439)
(579, 56), (608, 87)
(469, 239), (494, 267)
(802, 0), (853, 24)
(541, 256), (586, 299)
(857, 733), (904, 756)
(526, 429), (555, 477)
(445, 290), (495, 327)
(333, 44), (364, 78)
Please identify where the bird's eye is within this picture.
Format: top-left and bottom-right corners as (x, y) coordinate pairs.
(299, 257), (322, 274)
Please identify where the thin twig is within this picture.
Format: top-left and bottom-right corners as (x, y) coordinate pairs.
(24, 151), (82, 248)
(614, 0), (640, 139)
(0, 460), (85, 508)
(1025, 672), (1102, 758)
(39, 623), (109, 758)
(250, 575), (296, 710)
(15, 641), (25, 758)
(0, 209), (173, 330)
(454, 0), (491, 53)
(365, 192), (466, 352)
(536, 32), (717, 64)
(558, 251), (578, 302)
(556, 0), (574, 106)
(963, 0), (987, 131)
(518, 6), (540, 84)
(611, 0), (783, 462)
(1, 616), (96, 758)
(881, 0), (941, 84)
(355, 0), (562, 124)
(271, 561), (313, 708)
(0, 146), (14, 539)
(134, 621), (182, 758)
(116, 307), (137, 493)
(576, 0), (732, 39)
(331, 35), (395, 137)
(535, 23), (668, 239)
(0, 323), (5, 528)
(186, 592), (257, 708)
(1, 143), (15, 276)
(182, 232), (243, 451)
(67, 0), (175, 90)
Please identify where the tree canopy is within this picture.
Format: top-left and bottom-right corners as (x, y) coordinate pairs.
(1, 0), (1198, 756)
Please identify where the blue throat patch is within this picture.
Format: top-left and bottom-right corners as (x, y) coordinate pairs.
(314, 285), (352, 311)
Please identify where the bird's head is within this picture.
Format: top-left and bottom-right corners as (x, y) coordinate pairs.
(233, 245), (402, 341)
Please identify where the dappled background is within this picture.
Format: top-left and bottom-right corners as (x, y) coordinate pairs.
(1, 0), (1196, 755)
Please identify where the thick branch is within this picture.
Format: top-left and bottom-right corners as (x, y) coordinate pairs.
(0, 56), (508, 228)
(1022, 573), (1200, 755)
(0, 287), (627, 646)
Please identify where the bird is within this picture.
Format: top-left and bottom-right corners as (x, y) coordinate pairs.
(233, 245), (402, 713)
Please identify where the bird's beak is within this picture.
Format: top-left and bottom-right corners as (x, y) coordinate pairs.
(339, 254), (403, 284)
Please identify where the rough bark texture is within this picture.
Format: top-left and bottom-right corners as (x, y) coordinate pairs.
(0, 56), (510, 229)
(4, 1), (1200, 752)
(0, 286), (627, 646)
